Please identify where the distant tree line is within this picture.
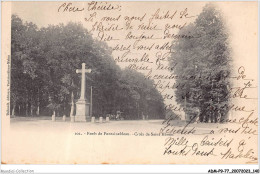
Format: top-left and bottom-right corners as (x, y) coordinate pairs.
(11, 14), (165, 119)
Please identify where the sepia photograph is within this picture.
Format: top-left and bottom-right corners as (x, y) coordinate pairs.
(1, 1), (258, 169)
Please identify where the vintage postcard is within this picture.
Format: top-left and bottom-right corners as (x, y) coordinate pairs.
(1, 1), (259, 165)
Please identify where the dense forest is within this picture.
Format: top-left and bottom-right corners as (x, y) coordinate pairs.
(11, 15), (165, 119)
(169, 4), (231, 123)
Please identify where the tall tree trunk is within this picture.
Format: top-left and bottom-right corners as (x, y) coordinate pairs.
(25, 95), (28, 116)
(31, 105), (33, 116)
(18, 105), (21, 115)
(25, 90), (28, 116)
(12, 102), (16, 116)
(70, 91), (74, 116)
(26, 103), (28, 116)
(90, 86), (93, 117)
(63, 99), (66, 116)
(30, 92), (34, 116)
(36, 105), (40, 116)
(36, 88), (40, 116)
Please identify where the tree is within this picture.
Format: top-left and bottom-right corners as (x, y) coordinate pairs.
(11, 15), (166, 119)
(11, 15), (41, 116)
(169, 3), (231, 123)
(118, 69), (165, 119)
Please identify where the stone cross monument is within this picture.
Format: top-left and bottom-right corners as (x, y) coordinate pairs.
(75, 63), (92, 122)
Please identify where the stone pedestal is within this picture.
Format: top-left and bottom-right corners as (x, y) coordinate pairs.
(63, 115), (66, 122)
(99, 117), (103, 123)
(106, 116), (109, 122)
(91, 117), (95, 123)
(52, 115), (55, 122)
(75, 99), (90, 122)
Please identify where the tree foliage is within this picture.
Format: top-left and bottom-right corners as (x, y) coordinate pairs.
(11, 14), (165, 119)
(169, 4), (231, 122)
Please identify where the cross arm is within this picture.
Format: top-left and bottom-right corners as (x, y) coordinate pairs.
(76, 69), (92, 73)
